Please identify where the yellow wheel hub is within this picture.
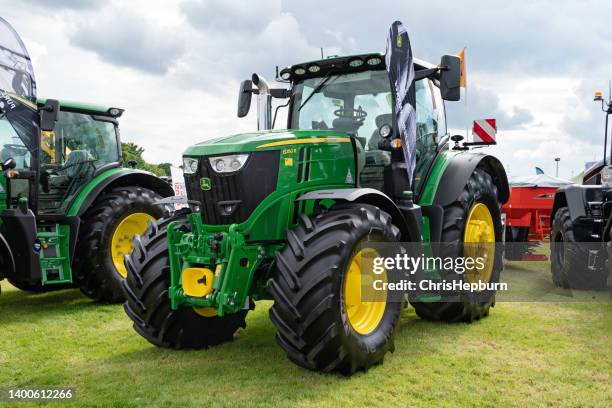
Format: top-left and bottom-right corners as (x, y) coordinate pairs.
(463, 203), (495, 287)
(111, 212), (155, 278)
(343, 247), (387, 335)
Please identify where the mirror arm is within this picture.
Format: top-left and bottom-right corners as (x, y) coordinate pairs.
(270, 88), (290, 99)
(414, 67), (441, 81)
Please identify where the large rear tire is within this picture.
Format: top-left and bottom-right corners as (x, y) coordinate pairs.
(411, 168), (503, 323)
(269, 204), (402, 375)
(122, 212), (248, 348)
(74, 186), (167, 303)
(550, 207), (607, 290)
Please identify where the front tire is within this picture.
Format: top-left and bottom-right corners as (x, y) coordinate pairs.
(269, 204), (402, 375)
(122, 212), (248, 348)
(74, 186), (167, 303)
(550, 207), (607, 290)
(411, 168), (503, 323)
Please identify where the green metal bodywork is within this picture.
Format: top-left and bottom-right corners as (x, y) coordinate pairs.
(171, 130), (357, 315)
(168, 127), (463, 315)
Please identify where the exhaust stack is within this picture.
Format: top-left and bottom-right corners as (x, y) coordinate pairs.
(252, 73), (272, 130)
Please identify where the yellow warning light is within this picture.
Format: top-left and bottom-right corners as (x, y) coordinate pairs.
(594, 91), (603, 101)
(392, 139), (403, 150)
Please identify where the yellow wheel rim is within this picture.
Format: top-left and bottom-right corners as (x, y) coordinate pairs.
(343, 247), (387, 335)
(463, 203), (495, 287)
(111, 212), (155, 278)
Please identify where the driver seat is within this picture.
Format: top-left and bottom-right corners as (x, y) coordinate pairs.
(58, 150), (93, 178)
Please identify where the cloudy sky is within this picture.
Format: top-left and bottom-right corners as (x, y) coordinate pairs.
(2, 0), (611, 179)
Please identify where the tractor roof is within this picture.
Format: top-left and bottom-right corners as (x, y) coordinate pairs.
(36, 98), (124, 118)
(280, 52), (435, 82)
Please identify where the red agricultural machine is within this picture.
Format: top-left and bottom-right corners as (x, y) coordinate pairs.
(503, 173), (571, 260)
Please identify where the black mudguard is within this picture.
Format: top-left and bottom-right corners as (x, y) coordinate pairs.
(68, 168), (174, 217)
(0, 231), (15, 279)
(297, 188), (421, 242)
(432, 152), (509, 207)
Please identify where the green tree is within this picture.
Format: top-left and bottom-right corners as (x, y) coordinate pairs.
(121, 142), (170, 176)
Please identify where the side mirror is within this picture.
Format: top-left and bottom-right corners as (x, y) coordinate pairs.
(237, 80), (253, 118)
(40, 99), (60, 131)
(2, 157), (16, 171)
(439, 55), (461, 101)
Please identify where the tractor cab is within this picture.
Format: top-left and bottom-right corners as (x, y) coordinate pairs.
(1, 100), (124, 215)
(35, 101), (123, 214)
(239, 52), (460, 202)
(284, 54), (453, 195)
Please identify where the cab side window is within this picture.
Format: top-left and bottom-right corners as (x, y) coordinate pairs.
(0, 116), (30, 169)
(414, 79), (446, 191)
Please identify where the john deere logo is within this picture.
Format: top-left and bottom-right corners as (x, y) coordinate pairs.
(200, 177), (211, 191)
(396, 35), (402, 48)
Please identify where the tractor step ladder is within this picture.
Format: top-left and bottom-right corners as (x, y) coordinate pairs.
(37, 224), (73, 285)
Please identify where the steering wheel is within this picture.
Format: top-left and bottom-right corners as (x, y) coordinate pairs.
(3, 144), (29, 155)
(333, 107), (367, 120)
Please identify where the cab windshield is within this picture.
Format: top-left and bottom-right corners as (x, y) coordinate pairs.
(289, 69), (447, 192)
(290, 70), (392, 151)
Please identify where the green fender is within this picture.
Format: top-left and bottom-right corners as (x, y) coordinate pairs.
(67, 167), (174, 217)
(420, 150), (509, 207)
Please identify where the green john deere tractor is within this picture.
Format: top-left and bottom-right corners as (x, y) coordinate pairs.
(123, 22), (509, 375)
(0, 17), (173, 301)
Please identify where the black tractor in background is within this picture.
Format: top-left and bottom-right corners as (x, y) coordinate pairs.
(550, 90), (612, 290)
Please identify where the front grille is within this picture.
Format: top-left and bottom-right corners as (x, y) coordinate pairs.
(185, 151), (280, 225)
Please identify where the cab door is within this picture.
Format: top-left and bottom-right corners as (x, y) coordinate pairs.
(0, 114), (33, 210)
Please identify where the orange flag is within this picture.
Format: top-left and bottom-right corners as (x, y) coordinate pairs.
(457, 48), (466, 88)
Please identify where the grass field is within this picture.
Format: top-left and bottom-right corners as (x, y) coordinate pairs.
(1, 261), (610, 407)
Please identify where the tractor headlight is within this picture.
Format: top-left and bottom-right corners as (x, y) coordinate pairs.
(209, 154), (249, 173)
(366, 56), (382, 66)
(349, 58), (364, 68)
(183, 157), (199, 174)
(108, 107), (123, 117)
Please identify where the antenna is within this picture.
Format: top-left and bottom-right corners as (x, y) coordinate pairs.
(320, 47), (324, 59)
(609, 80), (611, 101)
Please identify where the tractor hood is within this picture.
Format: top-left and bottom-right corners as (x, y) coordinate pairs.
(183, 129), (352, 156)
